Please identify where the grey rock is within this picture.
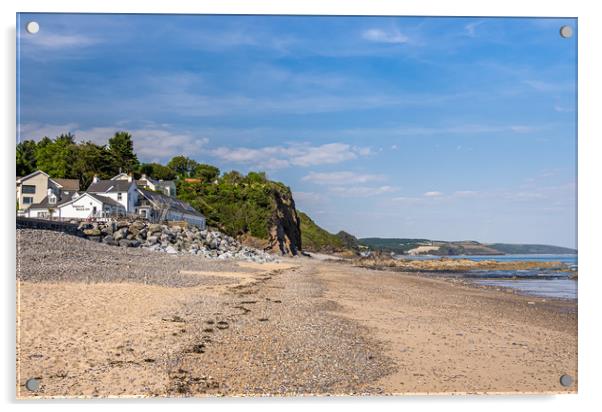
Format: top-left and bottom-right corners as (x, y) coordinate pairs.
(164, 245), (178, 254)
(119, 239), (133, 247)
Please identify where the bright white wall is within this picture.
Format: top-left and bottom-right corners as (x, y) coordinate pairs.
(58, 195), (103, 219)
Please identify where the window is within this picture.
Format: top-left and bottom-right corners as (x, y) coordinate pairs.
(117, 192), (123, 201)
(23, 197), (33, 204)
(22, 185), (36, 194)
(49, 195), (56, 205)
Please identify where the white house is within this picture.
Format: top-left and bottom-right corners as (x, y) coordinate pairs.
(87, 174), (138, 213)
(26, 192), (125, 219)
(136, 174), (177, 197)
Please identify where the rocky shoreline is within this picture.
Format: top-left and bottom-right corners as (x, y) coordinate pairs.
(78, 219), (275, 263)
(354, 256), (569, 272)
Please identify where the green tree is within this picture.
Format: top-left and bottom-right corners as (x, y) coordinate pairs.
(138, 162), (177, 180)
(16, 140), (37, 176)
(167, 155), (198, 177)
(34, 134), (76, 178)
(70, 142), (119, 187)
(246, 171), (267, 184)
(108, 131), (138, 173)
(192, 163), (220, 182)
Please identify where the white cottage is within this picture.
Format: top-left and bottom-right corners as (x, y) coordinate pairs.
(26, 192), (125, 219)
(87, 174), (138, 213)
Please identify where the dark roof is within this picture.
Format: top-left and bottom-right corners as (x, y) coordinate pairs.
(87, 179), (132, 193)
(86, 193), (125, 208)
(137, 188), (204, 217)
(28, 195), (73, 209)
(52, 178), (80, 191)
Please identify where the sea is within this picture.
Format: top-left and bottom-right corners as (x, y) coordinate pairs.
(394, 254), (578, 300)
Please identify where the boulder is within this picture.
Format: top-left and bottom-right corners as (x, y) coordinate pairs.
(83, 228), (102, 236)
(119, 239), (133, 247)
(164, 245), (178, 254)
(115, 220), (129, 229)
(131, 221), (146, 230)
(148, 224), (163, 234)
(113, 228), (128, 241)
(102, 235), (117, 246)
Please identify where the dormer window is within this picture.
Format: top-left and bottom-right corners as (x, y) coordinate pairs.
(49, 195), (57, 205)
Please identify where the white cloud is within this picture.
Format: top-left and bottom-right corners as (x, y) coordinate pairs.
(362, 28), (409, 44)
(424, 191), (443, 197)
(19, 122), (79, 141)
(293, 191), (325, 204)
(554, 105), (574, 113)
(464, 21), (485, 37)
(19, 122), (210, 162)
(22, 33), (100, 48)
(302, 171), (385, 185)
(522, 80), (574, 93)
(211, 143), (372, 169)
(330, 185), (396, 197)
(454, 190), (478, 197)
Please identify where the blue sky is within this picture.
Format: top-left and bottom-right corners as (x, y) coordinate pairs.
(16, 14), (577, 247)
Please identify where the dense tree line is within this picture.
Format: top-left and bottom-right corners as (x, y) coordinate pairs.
(17, 132), (139, 187)
(16, 132), (220, 188)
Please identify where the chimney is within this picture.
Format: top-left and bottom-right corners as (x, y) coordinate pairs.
(92, 175), (99, 183)
(47, 188), (53, 197)
(128, 173), (133, 183)
(141, 174), (147, 180)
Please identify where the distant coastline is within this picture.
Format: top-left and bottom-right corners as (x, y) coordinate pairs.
(358, 237), (577, 256)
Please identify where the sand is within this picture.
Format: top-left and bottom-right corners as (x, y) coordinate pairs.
(16, 230), (577, 398)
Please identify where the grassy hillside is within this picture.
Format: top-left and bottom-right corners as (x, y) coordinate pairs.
(488, 243), (577, 254)
(298, 212), (348, 253)
(359, 238), (576, 255)
(358, 238), (432, 254)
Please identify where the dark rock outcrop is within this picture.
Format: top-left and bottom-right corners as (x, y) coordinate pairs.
(267, 187), (302, 255)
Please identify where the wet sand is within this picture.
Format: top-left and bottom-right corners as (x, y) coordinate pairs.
(17, 230), (577, 397)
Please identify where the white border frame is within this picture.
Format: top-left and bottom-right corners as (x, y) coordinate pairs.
(2, 1), (600, 411)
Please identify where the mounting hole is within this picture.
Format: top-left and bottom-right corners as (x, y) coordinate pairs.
(559, 25), (573, 39)
(26, 21), (40, 34)
(25, 378), (40, 392)
(559, 374), (573, 387)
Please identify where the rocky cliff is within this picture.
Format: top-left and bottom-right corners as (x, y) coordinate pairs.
(266, 185), (302, 255)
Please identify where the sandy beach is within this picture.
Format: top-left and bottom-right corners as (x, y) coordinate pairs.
(16, 229), (577, 398)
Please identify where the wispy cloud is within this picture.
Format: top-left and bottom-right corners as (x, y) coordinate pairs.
(464, 21), (485, 37)
(362, 28), (410, 44)
(19, 122), (209, 162)
(330, 185), (396, 198)
(302, 171), (385, 185)
(554, 104), (574, 113)
(210, 143), (372, 170)
(522, 79), (574, 93)
(21, 33), (100, 48)
(454, 190), (478, 197)
(424, 191), (443, 197)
